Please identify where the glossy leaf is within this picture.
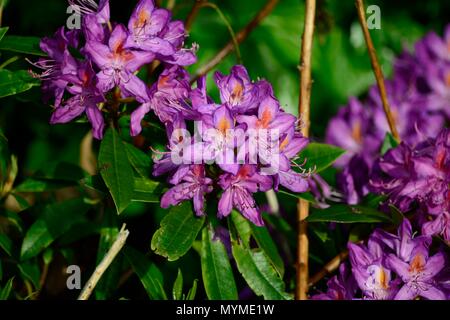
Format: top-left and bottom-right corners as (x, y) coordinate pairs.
(231, 243), (292, 300)
(307, 204), (392, 223)
(172, 269), (183, 300)
(20, 198), (90, 260)
(125, 143), (151, 178)
(0, 233), (13, 256)
(295, 142), (346, 173)
(95, 209), (122, 300)
(201, 226), (238, 300)
(381, 132), (399, 155)
(98, 127), (134, 214)
(0, 69), (40, 98)
(0, 35), (46, 56)
(132, 177), (161, 203)
(151, 202), (205, 261)
(231, 212), (284, 278)
(0, 277), (14, 300)
(124, 247), (167, 300)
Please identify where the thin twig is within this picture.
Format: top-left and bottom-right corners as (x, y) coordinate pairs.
(166, 0), (176, 11)
(78, 224), (130, 300)
(190, 0), (279, 83)
(355, 0), (400, 142)
(296, 0), (316, 301)
(308, 250), (349, 288)
(185, 0), (207, 32)
(200, 2), (242, 64)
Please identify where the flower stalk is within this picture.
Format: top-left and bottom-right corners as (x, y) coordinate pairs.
(296, 0), (316, 300)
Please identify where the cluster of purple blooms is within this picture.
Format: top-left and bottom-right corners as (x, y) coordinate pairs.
(319, 26), (450, 299)
(149, 65), (311, 226)
(33, 0), (196, 140)
(35, 0), (311, 226)
(326, 25), (450, 205)
(312, 219), (449, 300)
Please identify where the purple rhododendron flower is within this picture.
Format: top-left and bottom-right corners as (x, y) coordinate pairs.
(325, 25), (450, 205)
(50, 61), (105, 139)
(312, 219), (449, 300)
(311, 264), (357, 300)
(33, 0), (196, 140)
(151, 65), (311, 225)
(371, 129), (450, 242)
(161, 164), (213, 216)
(218, 165), (272, 226)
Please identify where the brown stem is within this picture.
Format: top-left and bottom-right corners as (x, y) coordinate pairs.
(309, 250), (349, 288)
(296, 0), (316, 301)
(190, 0), (279, 83)
(185, 0), (207, 32)
(355, 0), (400, 142)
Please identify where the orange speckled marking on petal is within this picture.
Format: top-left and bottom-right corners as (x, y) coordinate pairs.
(258, 106), (273, 129)
(379, 268), (389, 289)
(409, 254), (426, 273)
(352, 120), (363, 144)
(230, 83), (243, 102)
(279, 136), (289, 151)
(135, 9), (150, 29)
(217, 116), (231, 134)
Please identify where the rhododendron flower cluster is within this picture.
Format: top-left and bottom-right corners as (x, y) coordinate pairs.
(371, 129), (450, 242)
(315, 25), (450, 300)
(32, 0), (312, 227)
(326, 25), (450, 205)
(312, 219), (449, 300)
(32, 0), (196, 140)
(144, 66), (311, 225)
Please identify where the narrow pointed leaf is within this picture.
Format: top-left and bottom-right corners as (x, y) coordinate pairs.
(201, 226), (238, 300)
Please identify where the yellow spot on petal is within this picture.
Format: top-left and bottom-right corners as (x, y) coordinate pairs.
(217, 116), (231, 134)
(351, 121), (362, 144)
(230, 83), (243, 104)
(409, 254), (426, 273)
(379, 268), (389, 289)
(280, 136), (289, 151)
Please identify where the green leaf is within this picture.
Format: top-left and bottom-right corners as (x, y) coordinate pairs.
(124, 247), (167, 300)
(250, 224), (285, 278)
(172, 269), (183, 300)
(20, 198), (90, 260)
(125, 143), (151, 178)
(14, 178), (75, 192)
(17, 260), (40, 289)
(0, 35), (46, 56)
(231, 243), (292, 300)
(380, 132), (399, 155)
(98, 127), (134, 214)
(151, 202), (205, 261)
(230, 211), (252, 246)
(201, 226), (238, 300)
(0, 233), (13, 256)
(132, 177), (161, 203)
(295, 142), (346, 173)
(389, 204), (405, 226)
(231, 211), (284, 278)
(307, 204), (392, 224)
(0, 27), (8, 43)
(0, 69), (40, 98)
(278, 189), (316, 203)
(0, 277), (14, 300)
(11, 193), (32, 212)
(95, 209), (122, 300)
(186, 279), (198, 300)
